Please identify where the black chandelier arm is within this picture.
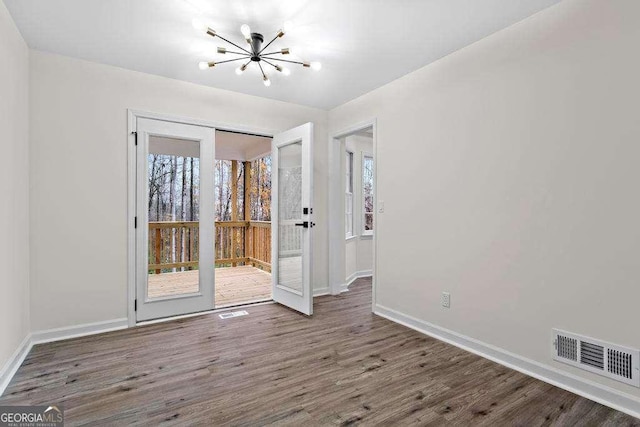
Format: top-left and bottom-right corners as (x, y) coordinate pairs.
(266, 57), (306, 66)
(257, 61), (267, 79)
(215, 56), (252, 65)
(225, 50), (251, 56)
(258, 34), (280, 55)
(213, 34), (252, 55)
(260, 51), (286, 57)
(260, 58), (281, 71)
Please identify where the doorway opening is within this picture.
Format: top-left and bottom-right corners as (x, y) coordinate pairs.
(129, 111), (316, 323)
(343, 128), (374, 289)
(212, 130), (273, 308)
(328, 120), (376, 308)
(146, 130), (274, 309)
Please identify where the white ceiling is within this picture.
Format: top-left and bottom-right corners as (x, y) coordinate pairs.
(149, 131), (271, 161)
(215, 130), (271, 161)
(3, 0), (560, 109)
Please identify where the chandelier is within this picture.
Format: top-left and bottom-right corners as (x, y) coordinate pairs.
(192, 20), (321, 87)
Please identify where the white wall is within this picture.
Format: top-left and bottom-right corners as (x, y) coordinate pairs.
(344, 135), (373, 282)
(345, 238), (357, 282)
(0, 1), (29, 372)
(29, 50), (328, 330)
(329, 0), (640, 399)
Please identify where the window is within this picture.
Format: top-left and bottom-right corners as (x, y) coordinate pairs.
(362, 154), (374, 235)
(345, 151), (354, 237)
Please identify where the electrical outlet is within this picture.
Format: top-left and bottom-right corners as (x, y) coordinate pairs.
(441, 292), (450, 308)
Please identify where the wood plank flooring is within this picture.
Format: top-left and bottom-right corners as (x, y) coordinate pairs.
(1, 278), (637, 426)
(147, 265), (272, 307)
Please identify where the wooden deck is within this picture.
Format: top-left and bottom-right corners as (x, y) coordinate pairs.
(147, 265), (271, 307)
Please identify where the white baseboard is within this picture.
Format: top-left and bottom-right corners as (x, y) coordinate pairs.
(1, 318), (129, 397)
(374, 304), (640, 419)
(314, 287), (331, 297)
(327, 270), (373, 295)
(31, 318), (129, 345)
(342, 270), (373, 292)
(0, 334), (33, 397)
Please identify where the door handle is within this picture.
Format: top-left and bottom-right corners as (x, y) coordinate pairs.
(294, 221), (316, 228)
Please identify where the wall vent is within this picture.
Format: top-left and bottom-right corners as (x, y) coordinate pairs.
(557, 335), (577, 361)
(580, 341), (604, 370)
(219, 310), (249, 319)
(553, 329), (640, 387)
(609, 349), (634, 381)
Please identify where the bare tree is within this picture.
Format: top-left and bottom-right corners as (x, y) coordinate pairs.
(189, 158), (195, 221)
(180, 157), (186, 264)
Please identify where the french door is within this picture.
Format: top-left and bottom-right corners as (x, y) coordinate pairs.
(136, 118), (215, 321)
(134, 117), (314, 321)
(271, 123), (314, 315)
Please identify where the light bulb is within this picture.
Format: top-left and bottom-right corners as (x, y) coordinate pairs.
(283, 21), (293, 33)
(310, 61), (322, 71)
(198, 61), (209, 70)
(263, 76), (271, 87)
(192, 19), (208, 33)
(241, 24), (251, 38)
(235, 66), (244, 75)
(282, 67), (291, 76)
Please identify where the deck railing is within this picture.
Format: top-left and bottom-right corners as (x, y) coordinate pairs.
(148, 221), (272, 273)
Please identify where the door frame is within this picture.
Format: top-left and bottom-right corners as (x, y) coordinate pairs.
(127, 109), (276, 327)
(328, 118), (378, 312)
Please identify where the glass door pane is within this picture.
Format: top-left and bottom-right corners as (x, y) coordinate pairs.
(146, 136), (201, 299)
(277, 141), (303, 294)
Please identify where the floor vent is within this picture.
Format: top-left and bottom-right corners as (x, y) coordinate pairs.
(219, 310), (249, 319)
(553, 329), (639, 387)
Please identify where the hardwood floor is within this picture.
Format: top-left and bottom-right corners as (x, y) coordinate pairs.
(1, 278), (637, 426)
(147, 265), (272, 307)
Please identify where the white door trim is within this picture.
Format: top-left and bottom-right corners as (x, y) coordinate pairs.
(127, 109), (276, 327)
(328, 118), (378, 312)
